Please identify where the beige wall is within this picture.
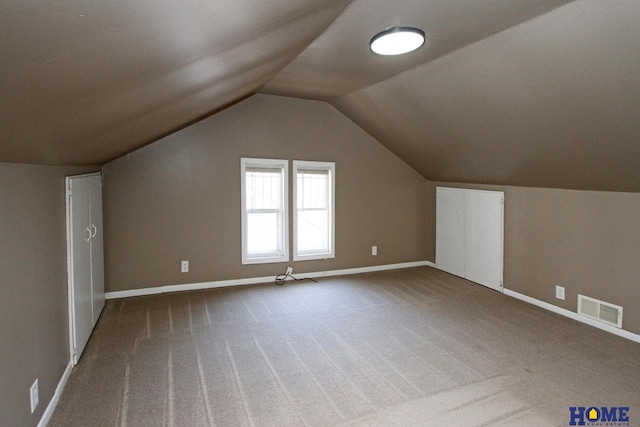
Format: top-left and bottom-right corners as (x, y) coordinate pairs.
(0, 162), (97, 427)
(103, 94), (431, 292)
(434, 182), (640, 335)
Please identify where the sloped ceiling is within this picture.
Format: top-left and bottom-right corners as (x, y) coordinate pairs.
(2, 0), (639, 192)
(0, 0), (351, 164)
(329, 0), (640, 192)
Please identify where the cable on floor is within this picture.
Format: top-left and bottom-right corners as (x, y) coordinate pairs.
(275, 273), (318, 286)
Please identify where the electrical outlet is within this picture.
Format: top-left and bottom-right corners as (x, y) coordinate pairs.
(181, 260), (189, 273)
(555, 285), (565, 300)
(286, 266), (293, 276)
(30, 379), (39, 414)
(372, 246), (377, 256)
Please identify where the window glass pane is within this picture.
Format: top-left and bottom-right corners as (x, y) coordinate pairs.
(297, 169), (328, 209)
(247, 212), (280, 254)
(246, 168), (282, 211)
(297, 210), (329, 252)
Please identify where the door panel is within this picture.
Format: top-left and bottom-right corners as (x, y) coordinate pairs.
(69, 177), (93, 364)
(436, 187), (466, 277)
(465, 190), (504, 291)
(88, 175), (105, 326)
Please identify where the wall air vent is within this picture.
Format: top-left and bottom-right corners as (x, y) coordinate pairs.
(577, 294), (623, 328)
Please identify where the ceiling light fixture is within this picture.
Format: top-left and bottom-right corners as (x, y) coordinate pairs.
(370, 27), (425, 56)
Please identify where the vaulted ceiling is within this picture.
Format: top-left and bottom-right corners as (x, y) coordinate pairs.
(2, 0), (639, 192)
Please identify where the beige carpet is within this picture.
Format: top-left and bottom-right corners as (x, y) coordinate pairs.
(50, 266), (640, 426)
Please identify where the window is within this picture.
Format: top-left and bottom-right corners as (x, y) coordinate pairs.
(241, 158), (288, 264)
(293, 161), (335, 261)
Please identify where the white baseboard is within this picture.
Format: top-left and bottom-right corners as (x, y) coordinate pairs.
(105, 260), (436, 300)
(503, 288), (640, 344)
(38, 360), (73, 427)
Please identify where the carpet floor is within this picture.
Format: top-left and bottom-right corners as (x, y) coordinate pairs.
(50, 266), (640, 426)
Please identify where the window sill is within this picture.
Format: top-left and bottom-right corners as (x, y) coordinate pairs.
(293, 253), (335, 262)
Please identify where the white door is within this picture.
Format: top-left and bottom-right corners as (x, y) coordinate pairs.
(67, 173), (104, 364)
(436, 187), (504, 292)
(436, 187), (466, 277)
(464, 190), (504, 292)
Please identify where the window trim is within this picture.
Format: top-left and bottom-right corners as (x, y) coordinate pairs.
(241, 157), (289, 265)
(293, 160), (335, 261)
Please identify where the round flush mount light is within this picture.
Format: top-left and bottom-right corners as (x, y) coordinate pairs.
(370, 27), (425, 56)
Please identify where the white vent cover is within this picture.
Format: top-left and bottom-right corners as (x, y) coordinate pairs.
(577, 294), (623, 328)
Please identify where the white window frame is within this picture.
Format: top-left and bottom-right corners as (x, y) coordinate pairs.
(241, 158), (289, 264)
(293, 160), (335, 261)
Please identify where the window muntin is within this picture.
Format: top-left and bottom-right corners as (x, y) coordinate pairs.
(241, 158), (289, 264)
(293, 161), (335, 261)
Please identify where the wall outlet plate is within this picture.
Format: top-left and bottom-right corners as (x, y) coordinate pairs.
(286, 266), (293, 276)
(555, 285), (565, 300)
(181, 260), (189, 273)
(372, 246), (377, 256)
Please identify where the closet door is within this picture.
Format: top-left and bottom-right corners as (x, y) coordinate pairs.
(67, 173), (105, 364)
(436, 187), (504, 292)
